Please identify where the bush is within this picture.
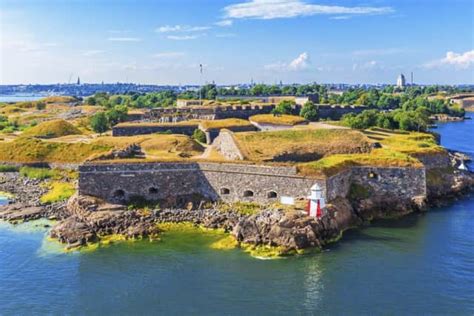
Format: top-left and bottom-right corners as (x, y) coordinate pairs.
(192, 128), (206, 143)
(299, 101), (318, 121)
(19, 167), (57, 179)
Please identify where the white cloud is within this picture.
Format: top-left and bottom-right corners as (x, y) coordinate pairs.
(289, 52), (310, 70)
(224, 0), (394, 20)
(425, 50), (474, 69)
(152, 52), (186, 59)
(264, 52), (310, 71)
(215, 19), (233, 27)
(166, 34), (202, 40)
(107, 37), (141, 42)
(82, 50), (105, 57)
(156, 25), (210, 33)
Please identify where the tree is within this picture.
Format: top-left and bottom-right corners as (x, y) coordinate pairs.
(300, 101), (318, 121)
(106, 105), (128, 126)
(272, 100), (294, 115)
(90, 112), (109, 134)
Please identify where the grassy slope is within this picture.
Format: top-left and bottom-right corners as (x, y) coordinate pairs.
(200, 118), (252, 130)
(249, 114), (307, 126)
(22, 119), (82, 138)
(235, 129), (372, 162)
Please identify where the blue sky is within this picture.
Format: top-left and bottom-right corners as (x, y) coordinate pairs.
(1, 0), (473, 85)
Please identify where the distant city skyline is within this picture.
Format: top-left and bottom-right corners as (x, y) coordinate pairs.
(1, 0), (473, 85)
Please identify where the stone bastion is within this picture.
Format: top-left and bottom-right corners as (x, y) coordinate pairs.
(78, 161), (426, 207)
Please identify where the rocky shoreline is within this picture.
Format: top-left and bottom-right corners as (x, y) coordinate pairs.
(1, 160), (474, 255)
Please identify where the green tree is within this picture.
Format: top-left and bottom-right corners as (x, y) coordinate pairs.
(90, 112), (109, 134)
(106, 105), (128, 126)
(35, 101), (46, 110)
(300, 101), (318, 121)
(272, 100), (295, 115)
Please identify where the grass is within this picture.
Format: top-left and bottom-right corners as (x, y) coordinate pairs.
(234, 129), (372, 162)
(249, 114), (307, 126)
(40, 181), (76, 203)
(218, 202), (262, 215)
(199, 118), (253, 131)
(22, 119), (82, 138)
(0, 137), (112, 163)
(0, 165), (19, 172)
(378, 132), (445, 155)
(19, 166), (59, 179)
(297, 148), (423, 177)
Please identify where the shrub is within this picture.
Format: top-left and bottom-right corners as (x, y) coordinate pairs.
(192, 128), (206, 143)
(299, 101), (319, 121)
(19, 167), (57, 179)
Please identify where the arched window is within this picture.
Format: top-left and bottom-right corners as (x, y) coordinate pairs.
(149, 187), (158, 194)
(243, 190), (254, 197)
(113, 189), (125, 198)
(267, 191), (277, 198)
(220, 188), (230, 195)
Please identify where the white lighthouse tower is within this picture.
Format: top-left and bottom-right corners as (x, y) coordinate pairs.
(306, 183), (326, 218)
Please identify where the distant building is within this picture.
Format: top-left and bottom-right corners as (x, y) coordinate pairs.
(396, 74), (406, 88)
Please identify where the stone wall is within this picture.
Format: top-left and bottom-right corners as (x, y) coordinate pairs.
(212, 131), (244, 160)
(204, 125), (258, 144)
(143, 104), (368, 122)
(79, 162), (324, 205)
(325, 166), (426, 201)
(78, 162), (427, 208)
(112, 124), (198, 137)
(412, 152), (451, 169)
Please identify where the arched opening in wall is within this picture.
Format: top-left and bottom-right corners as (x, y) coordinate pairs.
(220, 188), (230, 195)
(149, 187), (158, 195)
(113, 189), (126, 199)
(243, 190), (254, 197)
(267, 191), (277, 199)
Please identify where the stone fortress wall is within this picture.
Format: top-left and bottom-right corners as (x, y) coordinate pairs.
(78, 161), (427, 207)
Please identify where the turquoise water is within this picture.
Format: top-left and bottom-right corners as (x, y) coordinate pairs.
(0, 115), (473, 315)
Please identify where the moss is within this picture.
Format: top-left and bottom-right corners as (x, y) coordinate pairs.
(240, 243), (287, 259)
(40, 182), (76, 204)
(209, 235), (238, 250)
(348, 183), (370, 200)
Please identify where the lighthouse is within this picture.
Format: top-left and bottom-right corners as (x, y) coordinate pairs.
(306, 183), (326, 219)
